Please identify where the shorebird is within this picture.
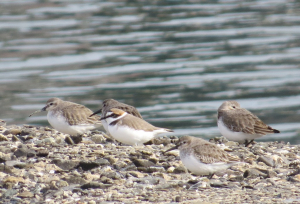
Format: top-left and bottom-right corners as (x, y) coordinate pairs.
(100, 108), (172, 146)
(165, 135), (240, 178)
(29, 98), (102, 135)
(217, 101), (280, 146)
(90, 99), (142, 135)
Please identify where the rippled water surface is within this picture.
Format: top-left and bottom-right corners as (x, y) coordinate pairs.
(1, 0), (300, 143)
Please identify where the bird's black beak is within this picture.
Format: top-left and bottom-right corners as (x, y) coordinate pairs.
(28, 105), (47, 117)
(41, 105), (48, 111)
(164, 144), (179, 154)
(90, 108), (102, 117)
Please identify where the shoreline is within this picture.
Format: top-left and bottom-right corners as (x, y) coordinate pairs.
(0, 123), (300, 203)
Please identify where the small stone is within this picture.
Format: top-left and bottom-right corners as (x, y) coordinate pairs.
(70, 135), (82, 144)
(65, 136), (74, 145)
(174, 195), (182, 202)
(81, 182), (112, 189)
(267, 170), (277, 178)
(91, 134), (105, 144)
(14, 145), (35, 158)
(258, 156), (275, 167)
(78, 161), (100, 171)
(243, 168), (267, 178)
(36, 149), (49, 157)
(131, 159), (155, 168)
(65, 176), (87, 185)
(17, 191), (34, 198)
(0, 135), (8, 142)
(3, 129), (21, 136)
(52, 159), (79, 171)
(173, 166), (186, 174)
(128, 171), (144, 178)
(95, 158), (110, 166)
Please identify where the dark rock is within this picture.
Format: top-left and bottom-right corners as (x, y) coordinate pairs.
(174, 196), (182, 202)
(78, 161), (100, 171)
(244, 168), (267, 178)
(173, 166), (186, 174)
(52, 159), (79, 171)
(131, 158), (155, 168)
(81, 182), (112, 189)
(36, 149), (49, 157)
(65, 136), (74, 145)
(70, 135), (82, 144)
(258, 156), (275, 167)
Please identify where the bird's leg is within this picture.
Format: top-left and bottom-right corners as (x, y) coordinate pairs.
(208, 173), (214, 179)
(245, 139), (254, 147)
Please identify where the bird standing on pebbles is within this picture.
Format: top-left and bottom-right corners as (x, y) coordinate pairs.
(165, 135), (240, 178)
(101, 108), (173, 146)
(90, 99), (142, 135)
(217, 101), (280, 147)
(29, 98), (102, 136)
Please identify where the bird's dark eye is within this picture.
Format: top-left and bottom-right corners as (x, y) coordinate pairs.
(232, 106), (235, 108)
(50, 103), (54, 105)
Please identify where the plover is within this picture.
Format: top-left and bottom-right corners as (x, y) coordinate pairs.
(100, 108), (172, 146)
(29, 98), (102, 135)
(217, 101), (280, 146)
(90, 99), (142, 135)
(165, 135), (240, 178)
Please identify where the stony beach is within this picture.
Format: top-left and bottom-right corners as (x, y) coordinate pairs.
(0, 122), (300, 204)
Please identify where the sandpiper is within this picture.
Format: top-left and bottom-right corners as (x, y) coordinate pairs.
(100, 108), (172, 146)
(90, 99), (142, 135)
(217, 101), (280, 146)
(29, 98), (102, 135)
(165, 135), (240, 178)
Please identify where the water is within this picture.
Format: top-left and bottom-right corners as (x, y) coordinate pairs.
(1, 0), (300, 143)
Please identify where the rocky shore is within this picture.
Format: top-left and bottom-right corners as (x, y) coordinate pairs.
(0, 122), (300, 203)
